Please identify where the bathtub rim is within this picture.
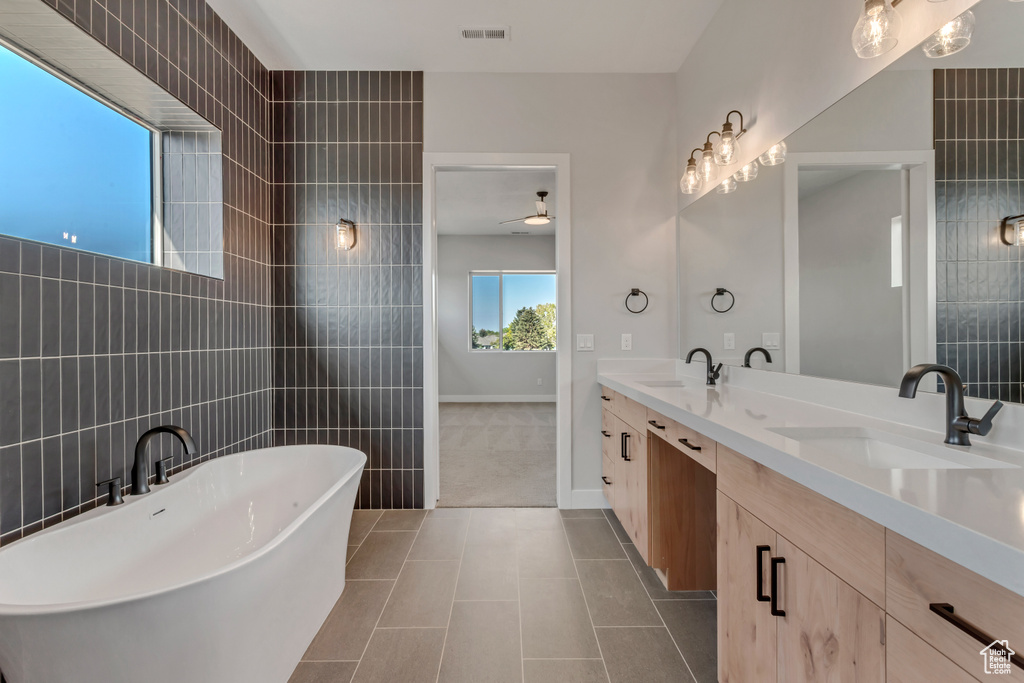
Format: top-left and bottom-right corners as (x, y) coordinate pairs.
(0, 445), (367, 616)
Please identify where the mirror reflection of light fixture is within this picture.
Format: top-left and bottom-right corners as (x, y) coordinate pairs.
(697, 136), (720, 184)
(336, 218), (356, 250)
(680, 148), (705, 194)
(852, 0), (903, 59)
(717, 177), (738, 194)
(758, 141), (788, 166)
(734, 160), (759, 182)
(921, 9), (975, 58)
(714, 111), (747, 166)
(999, 215), (1024, 247)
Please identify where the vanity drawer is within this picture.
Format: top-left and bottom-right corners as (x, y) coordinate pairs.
(644, 408), (672, 441)
(669, 421), (716, 473)
(886, 532), (1024, 682)
(717, 446), (885, 608)
(886, 616), (978, 683)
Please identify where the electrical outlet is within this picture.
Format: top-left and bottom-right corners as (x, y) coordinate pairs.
(537, 378), (543, 386)
(762, 332), (781, 350)
(621, 334), (632, 351)
(724, 332), (735, 350)
(576, 334), (594, 351)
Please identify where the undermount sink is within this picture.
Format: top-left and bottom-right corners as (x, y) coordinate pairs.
(768, 426), (1019, 470)
(638, 380), (686, 388)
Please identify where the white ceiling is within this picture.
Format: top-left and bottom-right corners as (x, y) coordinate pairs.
(890, 0), (1023, 71)
(204, 0), (725, 72)
(436, 169), (556, 236)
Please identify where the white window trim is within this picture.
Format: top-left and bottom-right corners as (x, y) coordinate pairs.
(468, 270), (557, 352)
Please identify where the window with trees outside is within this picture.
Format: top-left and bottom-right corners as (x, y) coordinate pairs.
(470, 272), (556, 351)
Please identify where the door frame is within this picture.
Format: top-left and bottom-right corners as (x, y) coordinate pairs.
(422, 152), (573, 509)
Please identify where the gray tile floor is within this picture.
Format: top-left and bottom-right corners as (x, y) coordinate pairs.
(289, 508), (717, 683)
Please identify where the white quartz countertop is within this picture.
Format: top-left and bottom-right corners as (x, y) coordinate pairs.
(598, 370), (1024, 597)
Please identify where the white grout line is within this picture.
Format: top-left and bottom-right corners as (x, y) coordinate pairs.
(434, 507), (471, 683)
(602, 511), (700, 683)
(515, 510), (526, 683)
(558, 513), (613, 683)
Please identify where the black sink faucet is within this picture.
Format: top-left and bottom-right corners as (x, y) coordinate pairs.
(898, 364), (1003, 446)
(743, 347), (773, 368)
(686, 347), (723, 386)
(132, 426), (197, 495)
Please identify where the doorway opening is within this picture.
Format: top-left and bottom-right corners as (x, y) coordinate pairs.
(422, 154), (572, 508)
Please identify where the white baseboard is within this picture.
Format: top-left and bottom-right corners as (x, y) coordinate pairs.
(570, 488), (611, 509)
(439, 394), (557, 403)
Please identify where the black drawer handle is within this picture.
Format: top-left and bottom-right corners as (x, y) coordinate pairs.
(756, 545), (771, 603)
(602, 476), (612, 485)
(601, 430), (612, 438)
(601, 396), (612, 402)
(930, 603), (1024, 670)
(678, 438), (702, 452)
(621, 432), (631, 461)
(648, 419), (666, 430)
(770, 557), (786, 617)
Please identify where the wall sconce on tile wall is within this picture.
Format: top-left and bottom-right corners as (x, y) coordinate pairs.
(999, 215), (1024, 247)
(336, 218), (356, 250)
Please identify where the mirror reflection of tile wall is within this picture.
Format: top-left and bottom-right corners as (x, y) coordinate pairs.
(935, 68), (1024, 402)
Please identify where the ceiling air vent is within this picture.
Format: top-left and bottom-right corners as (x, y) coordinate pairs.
(460, 26), (510, 41)
(511, 231), (530, 235)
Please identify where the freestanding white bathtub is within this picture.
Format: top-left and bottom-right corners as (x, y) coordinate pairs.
(0, 445), (366, 683)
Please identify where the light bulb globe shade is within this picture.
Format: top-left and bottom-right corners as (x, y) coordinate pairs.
(680, 163), (704, 195)
(524, 216), (550, 225)
(734, 160), (759, 182)
(852, 0), (902, 59)
(758, 141), (788, 166)
(717, 177), (738, 195)
(921, 10), (974, 58)
(336, 220), (356, 250)
(714, 129), (741, 166)
(697, 150), (719, 184)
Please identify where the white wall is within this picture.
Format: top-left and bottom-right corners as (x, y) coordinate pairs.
(425, 73), (679, 497)
(437, 235), (557, 400)
(798, 170), (904, 386)
(674, 0), (976, 209)
(679, 69), (934, 364)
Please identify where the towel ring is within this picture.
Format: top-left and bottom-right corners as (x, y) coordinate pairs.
(625, 288), (649, 314)
(711, 287), (735, 313)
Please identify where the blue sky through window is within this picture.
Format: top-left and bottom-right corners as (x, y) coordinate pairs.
(502, 273), (555, 323)
(0, 44), (153, 262)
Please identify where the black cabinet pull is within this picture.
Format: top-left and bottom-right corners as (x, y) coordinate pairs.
(770, 557), (786, 617)
(621, 432), (631, 461)
(647, 419), (666, 430)
(929, 603), (1024, 670)
(678, 438), (702, 452)
(756, 545), (771, 602)
(602, 476), (612, 485)
(601, 430), (612, 438)
(601, 396), (612, 402)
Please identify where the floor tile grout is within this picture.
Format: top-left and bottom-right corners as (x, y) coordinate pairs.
(433, 507), (471, 683)
(559, 513), (614, 683)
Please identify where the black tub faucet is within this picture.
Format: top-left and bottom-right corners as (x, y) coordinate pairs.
(132, 426), (197, 495)
(743, 347), (773, 368)
(898, 364), (1002, 446)
(686, 347), (723, 386)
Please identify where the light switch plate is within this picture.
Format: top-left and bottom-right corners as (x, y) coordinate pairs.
(576, 334), (594, 351)
(724, 332), (735, 350)
(762, 332), (781, 350)
(621, 334), (632, 351)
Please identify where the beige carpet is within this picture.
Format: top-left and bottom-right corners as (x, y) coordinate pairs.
(438, 402), (557, 507)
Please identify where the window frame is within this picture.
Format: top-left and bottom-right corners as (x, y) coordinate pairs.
(468, 270), (557, 353)
(0, 36), (163, 266)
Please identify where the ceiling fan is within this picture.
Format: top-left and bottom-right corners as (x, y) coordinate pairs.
(500, 191), (555, 225)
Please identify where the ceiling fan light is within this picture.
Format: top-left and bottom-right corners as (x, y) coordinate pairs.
(524, 216), (550, 225)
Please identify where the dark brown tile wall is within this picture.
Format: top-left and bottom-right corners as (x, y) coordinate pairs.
(0, 0), (274, 545)
(934, 68), (1024, 401)
(270, 71), (424, 509)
